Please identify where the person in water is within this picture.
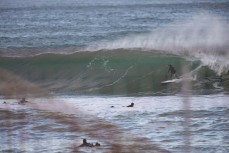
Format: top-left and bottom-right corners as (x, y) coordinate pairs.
(127, 102), (134, 107)
(79, 139), (101, 147)
(168, 64), (177, 79)
(79, 139), (94, 147)
(95, 142), (101, 146)
(18, 97), (28, 104)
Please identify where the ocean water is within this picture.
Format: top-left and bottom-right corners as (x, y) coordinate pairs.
(0, 0), (229, 152)
(0, 96), (228, 153)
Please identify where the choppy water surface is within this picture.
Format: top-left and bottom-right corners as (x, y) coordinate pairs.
(0, 95), (228, 153)
(0, 0), (229, 152)
(0, 0), (229, 53)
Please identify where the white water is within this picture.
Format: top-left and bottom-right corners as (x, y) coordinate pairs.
(95, 13), (228, 53)
(1, 95), (228, 152)
(92, 13), (229, 75)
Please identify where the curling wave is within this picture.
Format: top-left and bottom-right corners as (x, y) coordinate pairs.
(0, 49), (228, 96)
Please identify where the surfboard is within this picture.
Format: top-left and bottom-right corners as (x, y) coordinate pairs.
(161, 75), (197, 84)
(161, 78), (180, 84)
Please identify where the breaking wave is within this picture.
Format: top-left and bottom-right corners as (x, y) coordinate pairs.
(0, 49), (228, 97)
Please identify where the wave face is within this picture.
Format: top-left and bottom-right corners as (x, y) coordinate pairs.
(0, 49), (228, 96)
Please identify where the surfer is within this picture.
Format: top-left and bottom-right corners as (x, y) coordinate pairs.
(79, 139), (100, 147)
(79, 139), (94, 147)
(95, 142), (101, 146)
(18, 97), (28, 104)
(127, 102), (134, 107)
(168, 64), (177, 79)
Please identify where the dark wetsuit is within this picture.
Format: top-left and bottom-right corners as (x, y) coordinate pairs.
(79, 139), (94, 147)
(168, 65), (176, 79)
(127, 102), (134, 107)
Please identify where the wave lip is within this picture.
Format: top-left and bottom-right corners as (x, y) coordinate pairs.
(93, 13), (229, 52)
(87, 13), (229, 75)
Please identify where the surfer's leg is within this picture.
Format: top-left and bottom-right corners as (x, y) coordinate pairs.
(172, 72), (178, 79)
(174, 73), (178, 79)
